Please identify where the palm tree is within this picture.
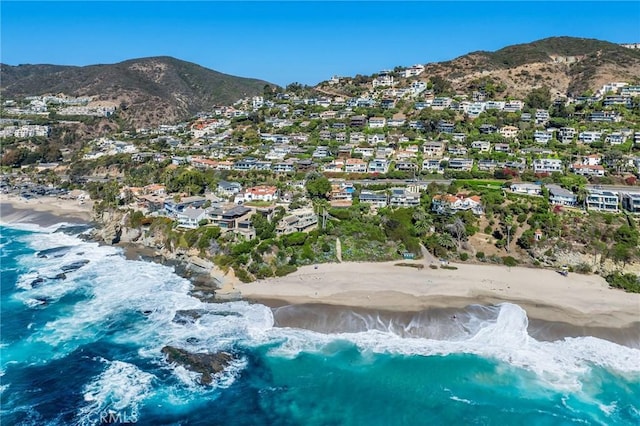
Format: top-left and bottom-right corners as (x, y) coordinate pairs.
(436, 233), (456, 250)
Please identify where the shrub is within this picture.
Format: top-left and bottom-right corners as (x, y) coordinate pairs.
(476, 251), (485, 260)
(255, 264), (274, 279)
(128, 210), (145, 228)
(234, 267), (253, 283)
(275, 264), (298, 276)
(459, 252), (469, 261)
(605, 272), (640, 293)
(502, 256), (518, 267)
(283, 232), (308, 246)
(395, 263), (424, 269)
(573, 262), (592, 274)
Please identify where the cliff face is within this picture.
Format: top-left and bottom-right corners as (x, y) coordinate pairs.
(92, 209), (232, 293)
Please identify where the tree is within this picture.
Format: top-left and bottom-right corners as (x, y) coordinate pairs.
(435, 233), (456, 250)
(502, 215), (514, 253)
(412, 209), (433, 237)
(429, 76), (452, 96)
(525, 87), (551, 110)
(445, 217), (466, 246)
(305, 173), (331, 200)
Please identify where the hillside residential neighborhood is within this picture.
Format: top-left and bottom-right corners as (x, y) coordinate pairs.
(2, 40), (640, 286)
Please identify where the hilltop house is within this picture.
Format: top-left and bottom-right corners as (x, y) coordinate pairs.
(217, 181), (243, 197)
(423, 141), (445, 157)
(570, 163), (605, 177)
(621, 192), (640, 214)
(345, 158), (368, 173)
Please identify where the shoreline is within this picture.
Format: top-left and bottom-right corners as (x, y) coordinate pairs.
(233, 261), (640, 331)
(1, 193), (95, 225)
(3, 198), (639, 342)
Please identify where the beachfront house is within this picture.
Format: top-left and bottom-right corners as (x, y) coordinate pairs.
(209, 205), (252, 230)
(275, 209), (319, 235)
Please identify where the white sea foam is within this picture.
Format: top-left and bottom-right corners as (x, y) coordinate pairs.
(260, 303), (640, 393)
(77, 359), (154, 425)
(14, 227), (275, 397)
(11, 227), (640, 401)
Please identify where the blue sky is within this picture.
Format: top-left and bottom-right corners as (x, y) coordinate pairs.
(2, 1), (639, 86)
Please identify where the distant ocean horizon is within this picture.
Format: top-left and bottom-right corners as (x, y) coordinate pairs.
(1, 222), (639, 425)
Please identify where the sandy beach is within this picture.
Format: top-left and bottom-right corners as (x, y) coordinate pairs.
(234, 261), (640, 329)
(0, 193), (95, 226)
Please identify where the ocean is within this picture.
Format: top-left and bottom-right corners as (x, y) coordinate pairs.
(1, 223), (639, 425)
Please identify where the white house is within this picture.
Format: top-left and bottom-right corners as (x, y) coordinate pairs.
(368, 159), (390, 174)
(579, 131), (602, 144)
(571, 163), (605, 177)
(510, 183), (542, 195)
(344, 158), (368, 173)
(499, 126), (519, 139)
(239, 185), (279, 203)
(177, 207), (207, 229)
(471, 140), (491, 152)
(368, 117), (387, 128)
(533, 158), (563, 174)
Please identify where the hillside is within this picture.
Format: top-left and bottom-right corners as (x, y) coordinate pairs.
(323, 37), (640, 99)
(0, 57), (273, 127)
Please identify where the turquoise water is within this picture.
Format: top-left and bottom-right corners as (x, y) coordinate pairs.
(1, 224), (639, 425)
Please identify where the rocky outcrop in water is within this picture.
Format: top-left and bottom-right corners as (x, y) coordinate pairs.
(161, 346), (233, 385)
(60, 259), (90, 272)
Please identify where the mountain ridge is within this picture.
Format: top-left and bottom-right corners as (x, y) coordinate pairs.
(2, 37), (640, 128)
(1, 56), (273, 127)
(319, 36), (640, 99)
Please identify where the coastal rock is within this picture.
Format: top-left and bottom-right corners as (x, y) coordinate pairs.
(30, 277), (46, 287)
(60, 259), (90, 272)
(37, 246), (73, 258)
(111, 225), (122, 244)
(172, 309), (208, 324)
(161, 346), (233, 385)
(120, 227), (142, 243)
